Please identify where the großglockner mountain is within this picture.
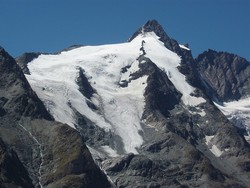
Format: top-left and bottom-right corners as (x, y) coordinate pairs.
(1, 19), (250, 187)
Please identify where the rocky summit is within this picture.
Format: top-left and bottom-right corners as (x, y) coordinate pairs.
(1, 20), (250, 187)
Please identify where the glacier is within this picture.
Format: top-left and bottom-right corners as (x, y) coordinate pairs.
(26, 32), (207, 155)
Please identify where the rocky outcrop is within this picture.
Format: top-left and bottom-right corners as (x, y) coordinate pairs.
(0, 138), (33, 188)
(0, 47), (112, 188)
(0, 48), (52, 120)
(195, 49), (250, 102)
(76, 67), (96, 100)
(136, 56), (182, 118)
(15, 52), (41, 74)
(21, 119), (112, 188)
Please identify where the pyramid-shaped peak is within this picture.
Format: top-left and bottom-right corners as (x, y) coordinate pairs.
(129, 20), (192, 60)
(142, 19), (165, 33)
(129, 19), (170, 42)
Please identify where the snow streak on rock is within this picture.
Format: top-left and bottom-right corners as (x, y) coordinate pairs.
(19, 124), (44, 188)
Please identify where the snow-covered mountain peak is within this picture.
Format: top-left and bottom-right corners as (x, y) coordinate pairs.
(129, 19), (170, 42)
(25, 31), (208, 156)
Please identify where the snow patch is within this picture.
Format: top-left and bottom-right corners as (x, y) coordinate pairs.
(205, 135), (223, 157)
(205, 135), (214, 145)
(100, 146), (119, 157)
(179, 44), (190, 51)
(245, 135), (250, 143)
(210, 145), (223, 157)
(198, 110), (206, 117)
(189, 106), (206, 117)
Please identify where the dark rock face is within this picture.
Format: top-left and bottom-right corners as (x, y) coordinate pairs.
(0, 48), (52, 120)
(76, 67), (96, 100)
(15, 52), (41, 74)
(195, 49), (250, 102)
(136, 56), (182, 118)
(0, 138), (33, 188)
(0, 47), (112, 188)
(29, 120), (112, 188)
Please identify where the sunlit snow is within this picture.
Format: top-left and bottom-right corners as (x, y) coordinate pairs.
(26, 31), (206, 155)
(26, 41), (146, 154)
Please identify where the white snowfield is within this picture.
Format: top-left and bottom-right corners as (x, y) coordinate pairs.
(215, 97), (250, 142)
(26, 31), (206, 155)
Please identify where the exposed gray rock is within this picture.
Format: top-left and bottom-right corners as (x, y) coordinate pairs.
(195, 49), (250, 102)
(76, 67), (96, 100)
(15, 52), (41, 75)
(0, 138), (34, 188)
(0, 48), (52, 120)
(137, 56), (182, 118)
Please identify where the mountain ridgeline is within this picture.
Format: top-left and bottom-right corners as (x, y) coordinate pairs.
(1, 20), (250, 187)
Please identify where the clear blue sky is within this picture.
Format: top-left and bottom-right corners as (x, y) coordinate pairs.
(0, 0), (249, 60)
